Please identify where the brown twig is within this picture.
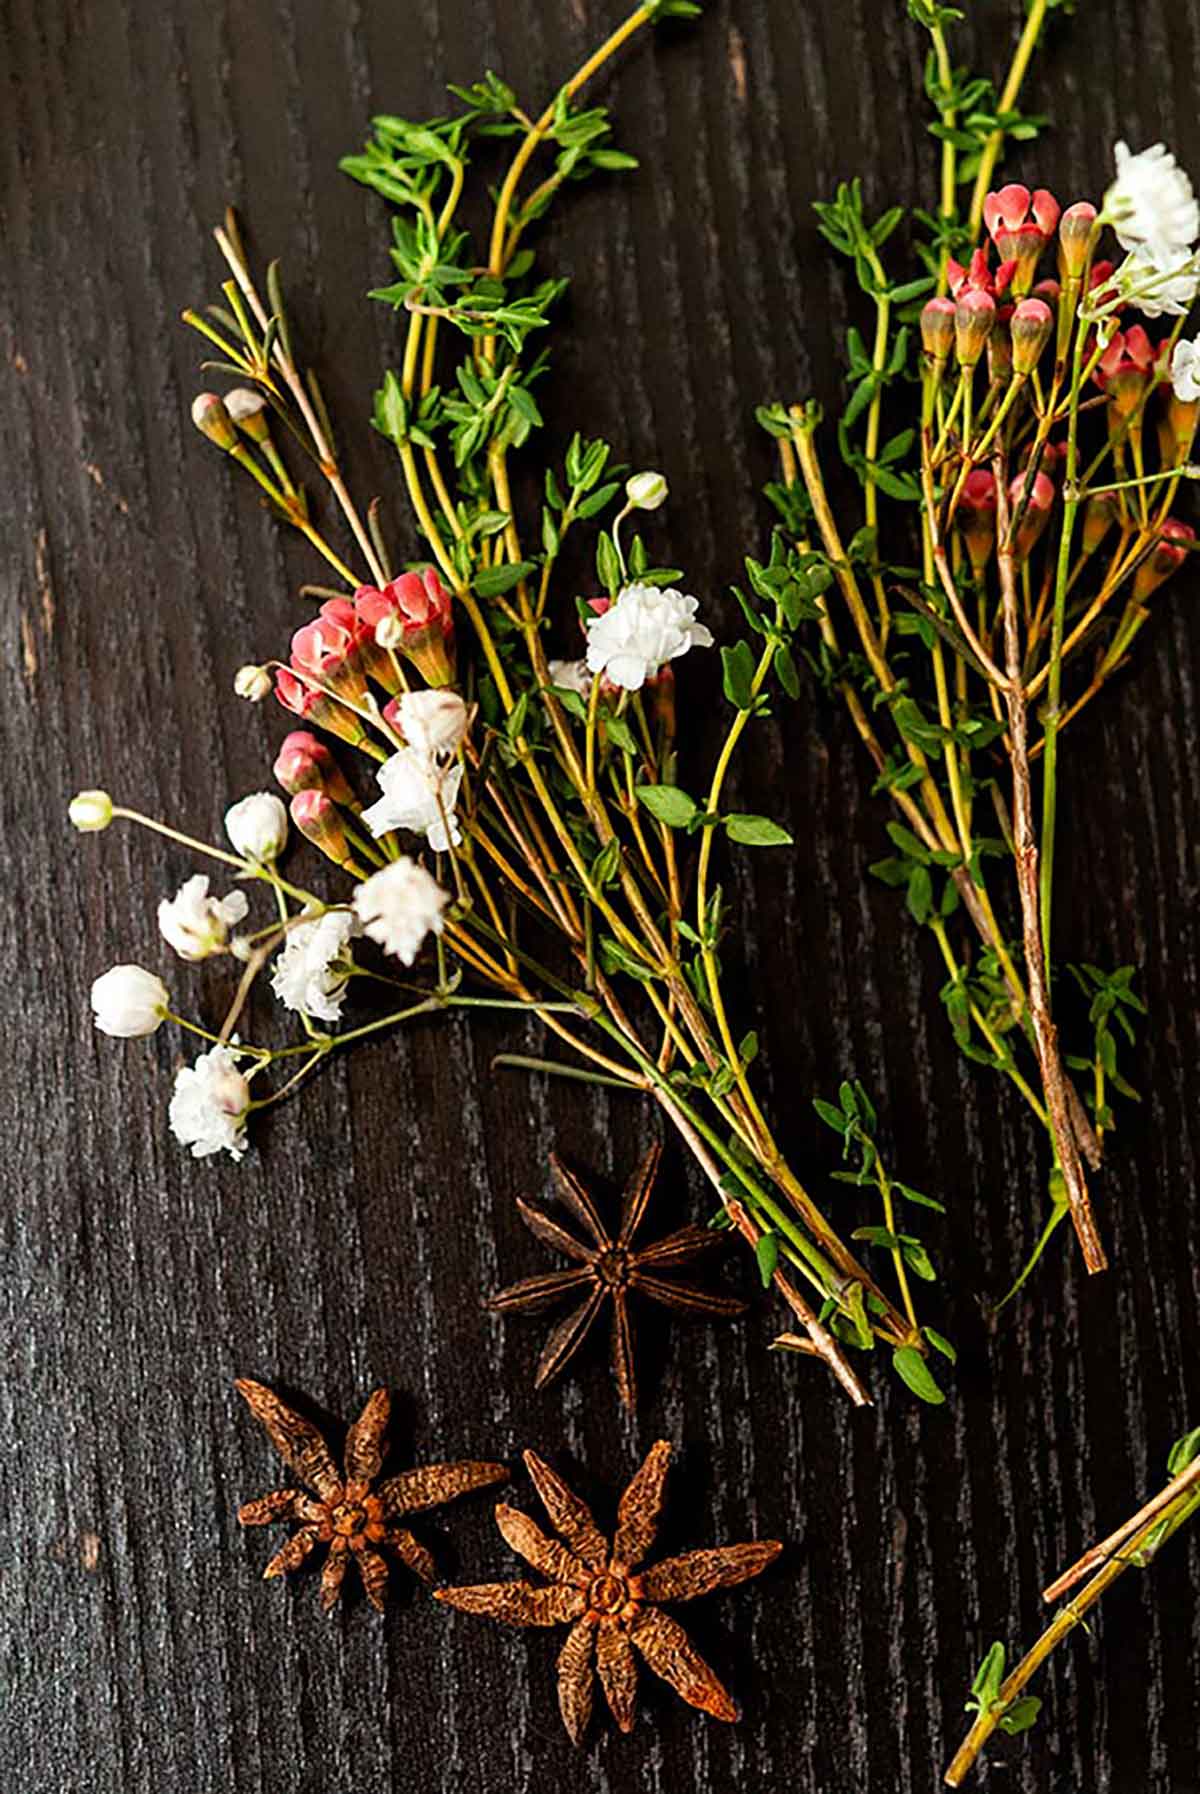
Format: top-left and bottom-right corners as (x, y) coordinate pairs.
(992, 456), (1107, 1271)
(1041, 1450), (1200, 1604)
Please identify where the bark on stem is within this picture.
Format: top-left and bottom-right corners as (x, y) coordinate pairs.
(993, 456), (1107, 1273)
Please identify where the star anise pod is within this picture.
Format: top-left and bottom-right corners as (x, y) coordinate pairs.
(435, 1440), (781, 1743)
(235, 1379), (508, 1612)
(487, 1142), (745, 1410)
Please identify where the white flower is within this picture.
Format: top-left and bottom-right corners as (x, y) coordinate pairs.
(352, 858), (449, 965)
(548, 658), (593, 697)
(362, 747), (463, 851)
(234, 664), (272, 702)
(584, 582), (714, 692)
(69, 789), (113, 831)
(1120, 245), (1200, 318)
(225, 791), (288, 863)
(270, 911), (357, 1022)
(90, 965), (170, 1038)
(157, 874), (249, 961)
(1107, 141), (1199, 260)
(168, 1045), (250, 1160)
(394, 688), (469, 761)
(626, 470), (668, 510)
(1172, 336), (1200, 401)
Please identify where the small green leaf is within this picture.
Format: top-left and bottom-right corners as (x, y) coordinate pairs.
(636, 784), (698, 828)
(721, 639), (757, 710)
(755, 1232), (780, 1288)
(923, 1326), (957, 1363)
(998, 1696), (1042, 1736)
(724, 813), (793, 847)
(892, 1344), (945, 1405)
(474, 559), (536, 598)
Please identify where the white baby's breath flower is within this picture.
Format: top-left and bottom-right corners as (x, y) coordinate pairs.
(626, 469), (668, 510)
(168, 1045), (250, 1160)
(584, 582), (714, 692)
(352, 858), (449, 965)
(1172, 335), (1200, 402)
(1106, 141), (1200, 259)
(90, 965), (170, 1038)
(548, 658), (593, 698)
(157, 874), (249, 961)
(1120, 245), (1200, 319)
(362, 747), (463, 851)
(270, 910), (358, 1022)
(69, 789), (113, 831)
(225, 791), (288, 862)
(394, 688), (469, 761)
(234, 664), (272, 702)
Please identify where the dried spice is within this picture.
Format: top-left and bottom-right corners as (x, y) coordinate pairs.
(235, 1379), (508, 1612)
(435, 1440), (781, 1743)
(487, 1142), (745, 1410)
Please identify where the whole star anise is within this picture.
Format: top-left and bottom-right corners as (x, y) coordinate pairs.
(235, 1379), (508, 1612)
(487, 1142), (745, 1410)
(435, 1440), (781, 1743)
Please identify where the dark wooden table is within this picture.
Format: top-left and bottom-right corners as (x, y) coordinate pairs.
(4, 1), (1200, 1788)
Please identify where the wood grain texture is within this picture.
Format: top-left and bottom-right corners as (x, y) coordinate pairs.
(2, 1), (1199, 1789)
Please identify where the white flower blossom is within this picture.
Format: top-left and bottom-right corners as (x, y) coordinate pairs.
(157, 874), (249, 961)
(1119, 244), (1200, 319)
(90, 965), (170, 1038)
(270, 910), (358, 1022)
(1172, 335), (1200, 402)
(584, 582), (714, 692)
(168, 1045), (250, 1160)
(1106, 141), (1199, 260)
(394, 688), (469, 761)
(548, 658), (593, 698)
(352, 858), (449, 965)
(225, 791), (288, 862)
(362, 747), (463, 851)
(625, 470), (669, 510)
(69, 789), (113, 831)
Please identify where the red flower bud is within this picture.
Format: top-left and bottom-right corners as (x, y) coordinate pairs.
(1133, 518), (1196, 602)
(955, 288), (996, 369)
(920, 296), (956, 362)
(1057, 201), (1098, 282)
(273, 729), (356, 806)
(1095, 325), (1161, 422)
(354, 568), (456, 688)
(274, 668), (368, 751)
(290, 613), (368, 704)
(983, 185), (1060, 295)
(1011, 297), (1054, 378)
(947, 247), (1013, 302)
(290, 789), (354, 869)
(958, 469), (998, 575)
(1007, 470), (1056, 564)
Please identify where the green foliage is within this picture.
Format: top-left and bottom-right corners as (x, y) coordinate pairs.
(964, 1641), (1042, 1735)
(1065, 963), (1144, 1132)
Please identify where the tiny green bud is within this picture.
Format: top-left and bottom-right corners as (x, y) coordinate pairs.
(69, 789), (114, 832)
(626, 470), (668, 510)
(191, 392), (238, 451)
(234, 664), (273, 702)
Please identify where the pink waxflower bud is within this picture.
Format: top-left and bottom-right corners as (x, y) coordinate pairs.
(354, 569), (456, 688)
(291, 613), (368, 704)
(318, 597), (400, 695)
(273, 730), (357, 806)
(983, 185), (1061, 295)
(1133, 518), (1196, 602)
(988, 307), (1014, 384)
(955, 288), (996, 369)
(1057, 202), (1098, 282)
(290, 789), (355, 869)
(1011, 298), (1054, 378)
(1158, 391), (1200, 468)
(920, 296), (956, 362)
(958, 469), (998, 575)
(191, 392), (238, 452)
(1096, 324), (1160, 422)
(274, 668), (368, 750)
(947, 246), (1013, 302)
(1081, 492), (1119, 556)
(1007, 470), (1056, 564)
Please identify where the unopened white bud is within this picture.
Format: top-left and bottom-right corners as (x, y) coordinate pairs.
(626, 470), (668, 511)
(90, 965), (170, 1038)
(235, 664), (273, 702)
(225, 387), (267, 423)
(69, 789), (114, 832)
(225, 792), (289, 863)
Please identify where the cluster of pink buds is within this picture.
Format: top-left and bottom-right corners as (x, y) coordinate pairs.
(272, 731), (362, 873)
(354, 567), (456, 688)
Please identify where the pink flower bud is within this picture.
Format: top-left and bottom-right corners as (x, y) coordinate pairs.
(1057, 202), (1098, 282)
(920, 296), (956, 361)
(274, 669), (368, 750)
(947, 247), (1013, 302)
(290, 789), (354, 869)
(1011, 297), (1054, 378)
(273, 730), (356, 806)
(955, 288), (996, 369)
(1095, 325), (1161, 422)
(1158, 391), (1200, 468)
(958, 469), (998, 575)
(354, 569), (456, 688)
(191, 392), (238, 452)
(1081, 492), (1119, 556)
(983, 185), (1060, 295)
(1007, 470), (1056, 564)
(291, 613), (368, 704)
(1133, 518), (1196, 602)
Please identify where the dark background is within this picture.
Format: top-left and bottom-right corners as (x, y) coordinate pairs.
(3, 1), (1200, 1789)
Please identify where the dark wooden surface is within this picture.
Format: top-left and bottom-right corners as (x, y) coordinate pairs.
(4, 1), (1200, 1789)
